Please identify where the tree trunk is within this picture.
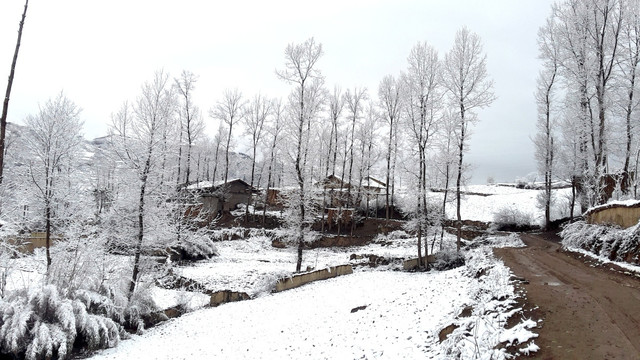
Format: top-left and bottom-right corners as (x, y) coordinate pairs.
(129, 152), (151, 301)
(455, 104), (466, 252)
(385, 117), (393, 222)
(0, 0), (28, 184)
(295, 87), (305, 273)
(246, 147), (256, 223)
(45, 198), (52, 271)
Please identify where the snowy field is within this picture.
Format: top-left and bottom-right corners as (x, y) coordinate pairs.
(93, 271), (471, 359)
(434, 184), (577, 224)
(174, 233), (420, 296)
(93, 239), (535, 359)
(90, 234), (537, 360)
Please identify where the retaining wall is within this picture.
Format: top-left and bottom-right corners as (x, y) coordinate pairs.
(209, 290), (250, 307)
(587, 205), (640, 229)
(274, 265), (353, 292)
(402, 255), (437, 270)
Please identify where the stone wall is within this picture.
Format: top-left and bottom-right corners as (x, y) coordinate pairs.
(274, 265), (353, 292)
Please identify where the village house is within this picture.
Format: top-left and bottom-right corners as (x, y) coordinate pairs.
(183, 179), (258, 221)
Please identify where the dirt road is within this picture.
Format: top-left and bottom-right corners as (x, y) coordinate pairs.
(494, 233), (640, 360)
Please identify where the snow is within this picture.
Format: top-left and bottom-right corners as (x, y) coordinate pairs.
(150, 288), (210, 312)
(92, 270), (473, 360)
(185, 181), (214, 190)
(566, 247), (640, 275)
(585, 199), (640, 214)
(432, 184), (578, 224)
(174, 234), (419, 296)
(90, 234), (536, 360)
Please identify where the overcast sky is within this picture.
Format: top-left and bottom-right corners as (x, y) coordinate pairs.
(0, 0), (554, 184)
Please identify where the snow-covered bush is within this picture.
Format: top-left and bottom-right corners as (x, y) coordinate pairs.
(492, 205), (535, 229)
(45, 231), (158, 334)
(431, 250), (465, 271)
(561, 221), (640, 264)
(0, 285), (120, 359)
(170, 230), (218, 261)
(372, 230), (410, 244)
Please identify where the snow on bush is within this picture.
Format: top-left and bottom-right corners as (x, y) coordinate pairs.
(372, 230), (410, 243)
(561, 220), (640, 265)
(492, 205), (535, 228)
(170, 230), (218, 261)
(431, 250), (465, 271)
(0, 285), (120, 359)
(440, 247), (538, 359)
(0, 229), (163, 358)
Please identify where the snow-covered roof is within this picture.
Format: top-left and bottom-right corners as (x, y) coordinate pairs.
(185, 178), (250, 190)
(363, 176), (386, 189)
(186, 181), (214, 190)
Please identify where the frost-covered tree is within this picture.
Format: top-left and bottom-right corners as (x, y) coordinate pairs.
(403, 41), (443, 266)
(617, 0), (640, 193)
(23, 93), (83, 271)
(378, 75), (403, 221)
(174, 70), (204, 185)
(262, 98), (284, 224)
(109, 70), (176, 301)
(211, 88), (245, 186)
(535, 17), (560, 229)
(343, 87), (368, 213)
(243, 93), (270, 221)
(276, 37), (324, 272)
(444, 27), (495, 251)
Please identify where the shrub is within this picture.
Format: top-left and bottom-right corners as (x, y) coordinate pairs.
(431, 251), (465, 271)
(492, 205), (535, 230)
(0, 285), (120, 360)
(561, 221), (640, 264)
(170, 230), (218, 261)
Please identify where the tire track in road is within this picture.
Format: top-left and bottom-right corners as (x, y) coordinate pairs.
(494, 233), (640, 359)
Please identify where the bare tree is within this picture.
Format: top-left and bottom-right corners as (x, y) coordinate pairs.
(24, 92), (83, 271)
(343, 87), (368, 214)
(243, 93), (271, 221)
(0, 0), (29, 184)
(262, 98), (284, 224)
(378, 75), (403, 222)
(618, 0), (640, 192)
(536, 17), (560, 229)
(590, 0), (623, 193)
(276, 37), (324, 272)
(174, 70), (204, 185)
(403, 41), (442, 266)
(211, 88), (245, 186)
(444, 27), (496, 251)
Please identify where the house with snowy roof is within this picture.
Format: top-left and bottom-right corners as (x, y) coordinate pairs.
(183, 179), (258, 218)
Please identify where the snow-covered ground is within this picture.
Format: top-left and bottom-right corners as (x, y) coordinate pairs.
(432, 184), (577, 224)
(93, 270), (471, 359)
(173, 233), (421, 297)
(90, 234), (537, 360)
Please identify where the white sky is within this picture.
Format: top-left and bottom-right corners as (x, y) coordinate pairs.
(0, 0), (554, 184)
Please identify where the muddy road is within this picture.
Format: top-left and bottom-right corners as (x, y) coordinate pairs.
(494, 233), (640, 359)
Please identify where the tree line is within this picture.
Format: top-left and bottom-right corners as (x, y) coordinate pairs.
(536, 0), (640, 228)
